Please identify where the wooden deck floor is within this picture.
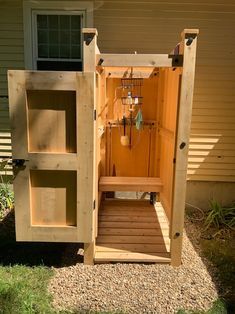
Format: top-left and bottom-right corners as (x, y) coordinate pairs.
(95, 199), (171, 263)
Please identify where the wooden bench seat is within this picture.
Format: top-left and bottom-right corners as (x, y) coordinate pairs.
(99, 176), (163, 192)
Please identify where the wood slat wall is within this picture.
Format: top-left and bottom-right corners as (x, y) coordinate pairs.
(1, 0), (235, 182)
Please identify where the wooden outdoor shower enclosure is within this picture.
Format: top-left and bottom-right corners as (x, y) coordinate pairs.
(8, 28), (198, 266)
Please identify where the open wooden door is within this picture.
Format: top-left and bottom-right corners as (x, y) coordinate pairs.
(8, 70), (96, 243)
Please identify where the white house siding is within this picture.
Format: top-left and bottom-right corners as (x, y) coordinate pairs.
(0, 0), (235, 185)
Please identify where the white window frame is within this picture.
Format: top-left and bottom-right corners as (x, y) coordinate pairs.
(23, 1), (93, 69)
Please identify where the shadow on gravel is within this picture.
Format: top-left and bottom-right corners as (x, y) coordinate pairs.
(0, 210), (83, 267)
(184, 214), (235, 314)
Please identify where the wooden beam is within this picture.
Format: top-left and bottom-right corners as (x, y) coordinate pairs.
(30, 226), (79, 242)
(26, 71), (77, 90)
(76, 72), (96, 243)
(181, 29), (199, 36)
(83, 28), (99, 252)
(84, 242), (95, 265)
(8, 70), (28, 160)
(170, 29), (199, 266)
(83, 28), (98, 72)
(9, 70), (77, 91)
(99, 176), (163, 192)
(97, 54), (181, 68)
(95, 252), (170, 263)
(28, 153), (78, 170)
(104, 67), (158, 78)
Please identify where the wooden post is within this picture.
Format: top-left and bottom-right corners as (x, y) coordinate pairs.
(170, 29), (199, 266)
(82, 28), (98, 72)
(84, 242), (95, 265)
(82, 28), (98, 265)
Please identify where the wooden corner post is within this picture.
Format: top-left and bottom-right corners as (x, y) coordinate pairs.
(83, 28), (98, 72)
(82, 28), (98, 265)
(170, 29), (199, 266)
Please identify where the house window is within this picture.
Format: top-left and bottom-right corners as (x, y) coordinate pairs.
(33, 12), (84, 71)
(23, 1), (93, 70)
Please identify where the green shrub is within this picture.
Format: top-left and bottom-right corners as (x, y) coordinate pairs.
(0, 159), (14, 218)
(204, 199), (235, 230)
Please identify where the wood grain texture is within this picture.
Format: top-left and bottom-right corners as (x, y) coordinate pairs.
(31, 170), (77, 226)
(170, 30), (198, 266)
(98, 54), (173, 67)
(8, 71), (95, 243)
(82, 29), (98, 266)
(158, 68), (181, 222)
(84, 242), (95, 265)
(95, 252), (170, 263)
(76, 72), (96, 243)
(105, 76), (159, 177)
(83, 28), (98, 72)
(99, 176), (163, 192)
(27, 90), (76, 153)
(95, 199), (170, 263)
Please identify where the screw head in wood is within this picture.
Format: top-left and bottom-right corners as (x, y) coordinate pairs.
(180, 142), (186, 149)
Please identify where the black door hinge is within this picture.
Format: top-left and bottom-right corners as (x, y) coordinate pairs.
(93, 199), (96, 209)
(94, 109), (97, 121)
(12, 159), (29, 167)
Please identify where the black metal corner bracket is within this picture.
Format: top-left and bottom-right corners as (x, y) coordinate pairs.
(84, 33), (96, 46)
(186, 37), (194, 46)
(185, 33), (197, 46)
(98, 58), (104, 66)
(169, 54), (184, 67)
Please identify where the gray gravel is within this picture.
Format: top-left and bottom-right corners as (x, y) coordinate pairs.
(49, 220), (218, 313)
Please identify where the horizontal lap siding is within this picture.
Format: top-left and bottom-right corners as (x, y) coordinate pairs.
(0, 0), (23, 175)
(0, 0), (235, 181)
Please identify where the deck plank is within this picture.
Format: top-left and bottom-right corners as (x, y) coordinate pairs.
(96, 244), (170, 253)
(99, 215), (166, 223)
(95, 252), (170, 263)
(98, 228), (169, 236)
(95, 200), (170, 263)
(98, 221), (168, 229)
(97, 235), (169, 244)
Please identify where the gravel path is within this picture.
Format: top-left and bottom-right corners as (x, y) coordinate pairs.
(49, 220), (218, 313)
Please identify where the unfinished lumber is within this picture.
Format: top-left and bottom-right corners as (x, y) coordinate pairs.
(99, 176), (163, 192)
(97, 54), (181, 68)
(170, 29), (199, 266)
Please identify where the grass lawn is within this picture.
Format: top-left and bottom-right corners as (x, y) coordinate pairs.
(0, 265), (54, 314)
(177, 299), (228, 314)
(0, 210), (79, 314)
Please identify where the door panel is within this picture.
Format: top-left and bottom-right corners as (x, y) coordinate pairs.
(8, 70), (95, 242)
(27, 90), (77, 153)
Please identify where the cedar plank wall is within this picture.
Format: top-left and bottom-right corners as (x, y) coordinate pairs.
(0, 1), (235, 193)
